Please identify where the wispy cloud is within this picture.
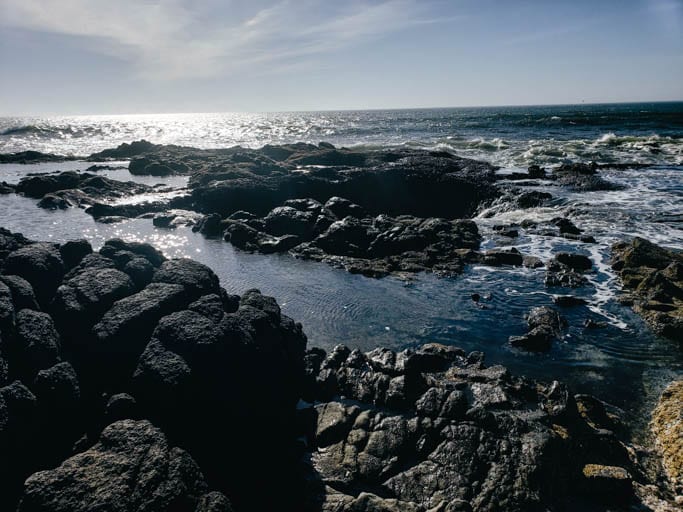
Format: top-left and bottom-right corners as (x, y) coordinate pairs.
(0, 0), (456, 79)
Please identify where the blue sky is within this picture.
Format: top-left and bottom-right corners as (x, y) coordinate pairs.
(1, 0), (682, 115)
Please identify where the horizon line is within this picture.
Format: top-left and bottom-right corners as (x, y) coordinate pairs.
(1, 99), (682, 118)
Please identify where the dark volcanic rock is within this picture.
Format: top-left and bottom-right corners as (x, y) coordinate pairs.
(509, 306), (567, 351)
(3, 243), (65, 308)
(59, 239), (92, 270)
(0, 151), (76, 164)
(302, 343), (644, 511)
(612, 237), (683, 341)
(554, 162), (623, 191)
(554, 252), (593, 272)
(16, 171), (152, 207)
(17, 419), (226, 512)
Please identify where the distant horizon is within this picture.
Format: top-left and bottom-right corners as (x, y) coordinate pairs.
(2, 99), (682, 119)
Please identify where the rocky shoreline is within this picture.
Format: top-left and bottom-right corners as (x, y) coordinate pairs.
(0, 228), (681, 511)
(1, 141), (682, 510)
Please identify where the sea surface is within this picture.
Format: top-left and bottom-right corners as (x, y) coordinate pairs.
(1, 102), (682, 427)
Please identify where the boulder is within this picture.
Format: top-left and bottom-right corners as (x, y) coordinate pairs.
(3, 243), (65, 307)
(17, 419), (220, 512)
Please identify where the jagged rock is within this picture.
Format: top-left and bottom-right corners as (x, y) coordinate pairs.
(304, 343), (640, 511)
(509, 306), (567, 351)
(611, 238), (683, 340)
(17, 419), (219, 512)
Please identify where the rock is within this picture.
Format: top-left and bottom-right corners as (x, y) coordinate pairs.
(304, 343), (640, 512)
(88, 139), (157, 159)
(104, 393), (138, 422)
(18, 419), (214, 512)
(100, 239), (166, 267)
(192, 214), (223, 237)
(14, 309), (61, 375)
(324, 196), (365, 219)
(581, 464), (632, 504)
(92, 283), (191, 379)
(509, 306), (567, 351)
(0, 275), (39, 310)
(264, 206), (316, 237)
(554, 252), (592, 272)
(59, 239), (92, 271)
(552, 217), (582, 235)
(51, 268), (136, 338)
(483, 248), (524, 266)
(554, 162), (623, 191)
(528, 165), (546, 178)
(0, 151), (75, 164)
(552, 295), (587, 307)
(123, 257), (155, 288)
(651, 381), (683, 495)
(194, 492), (234, 512)
(611, 238), (683, 340)
(152, 259), (221, 297)
(3, 243), (65, 307)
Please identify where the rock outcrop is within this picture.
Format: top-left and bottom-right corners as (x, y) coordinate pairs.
(612, 237), (683, 341)
(651, 380), (683, 500)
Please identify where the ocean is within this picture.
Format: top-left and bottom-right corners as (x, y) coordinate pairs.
(1, 102), (682, 425)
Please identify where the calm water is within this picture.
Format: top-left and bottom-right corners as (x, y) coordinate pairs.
(1, 103), (682, 424)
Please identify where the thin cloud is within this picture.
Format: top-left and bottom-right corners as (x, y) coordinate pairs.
(0, 0), (457, 79)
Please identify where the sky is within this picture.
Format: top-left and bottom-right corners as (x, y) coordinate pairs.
(0, 0), (682, 115)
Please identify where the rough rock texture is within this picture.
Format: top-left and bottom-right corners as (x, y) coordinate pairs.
(301, 343), (647, 511)
(18, 419), (222, 512)
(0, 229), (679, 512)
(15, 171), (152, 208)
(611, 237), (683, 341)
(651, 380), (683, 497)
(508, 306), (568, 351)
(217, 199), (482, 277)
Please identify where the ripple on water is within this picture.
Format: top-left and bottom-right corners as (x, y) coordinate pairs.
(0, 162), (682, 420)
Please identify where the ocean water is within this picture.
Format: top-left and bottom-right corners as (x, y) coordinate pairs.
(1, 103), (682, 424)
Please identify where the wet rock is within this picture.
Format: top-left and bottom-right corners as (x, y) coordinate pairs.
(545, 259), (589, 288)
(192, 213), (223, 237)
(483, 248), (524, 266)
(509, 306), (567, 351)
(553, 295), (587, 307)
(554, 162), (623, 191)
(100, 239), (166, 267)
(304, 343), (640, 511)
(0, 151), (75, 164)
(88, 139), (157, 159)
(554, 252), (592, 272)
(611, 238), (683, 340)
(18, 419), (217, 512)
(552, 217), (581, 235)
(324, 196), (365, 219)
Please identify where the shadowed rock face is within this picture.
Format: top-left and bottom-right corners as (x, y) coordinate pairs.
(89, 141), (500, 219)
(611, 237), (683, 341)
(0, 229), (679, 512)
